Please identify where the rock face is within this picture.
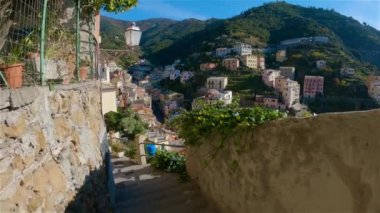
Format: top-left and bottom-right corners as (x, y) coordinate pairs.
(187, 110), (380, 213)
(0, 81), (111, 212)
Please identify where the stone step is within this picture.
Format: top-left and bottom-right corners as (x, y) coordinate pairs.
(115, 172), (180, 192)
(112, 158), (220, 213)
(116, 183), (200, 205)
(115, 189), (209, 213)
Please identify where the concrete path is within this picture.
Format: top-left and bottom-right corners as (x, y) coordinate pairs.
(112, 157), (219, 213)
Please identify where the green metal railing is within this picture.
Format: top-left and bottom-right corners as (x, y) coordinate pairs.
(0, 0), (98, 88)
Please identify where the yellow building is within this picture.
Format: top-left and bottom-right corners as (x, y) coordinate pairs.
(240, 54), (265, 70)
(241, 55), (257, 69)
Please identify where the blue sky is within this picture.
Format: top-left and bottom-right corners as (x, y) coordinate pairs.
(102, 0), (380, 30)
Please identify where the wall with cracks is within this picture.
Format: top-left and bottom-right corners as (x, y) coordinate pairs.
(0, 81), (111, 212)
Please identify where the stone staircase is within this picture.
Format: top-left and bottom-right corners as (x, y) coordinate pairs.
(112, 157), (219, 213)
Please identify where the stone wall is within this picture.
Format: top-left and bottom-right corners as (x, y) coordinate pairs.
(0, 81), (111, 212)
(187, 110), (380, 213)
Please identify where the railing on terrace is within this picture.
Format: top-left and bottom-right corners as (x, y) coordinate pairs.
(0, 0), (99, 89)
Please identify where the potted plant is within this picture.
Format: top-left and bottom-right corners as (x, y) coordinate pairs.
(0, 49), (24, 89)
(79, 58), (90, 81)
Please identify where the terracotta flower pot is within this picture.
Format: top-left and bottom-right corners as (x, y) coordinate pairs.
(79, 66), (89, 81)
(1, 63), (24, 89)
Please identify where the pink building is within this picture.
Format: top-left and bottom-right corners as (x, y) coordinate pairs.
(264, 97), (280, 109)
(222, 58), (240, 71)
(200, 63), (217, 71)
(303, 75), (324, 98)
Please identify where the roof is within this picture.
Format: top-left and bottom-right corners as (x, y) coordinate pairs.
(101, 83), (116, 91)
(207, 76), (228, 81)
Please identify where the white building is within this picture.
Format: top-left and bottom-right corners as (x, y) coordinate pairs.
(101, 83), (117, 115)
(340, 67), (355, 76)
(316, 60), (327, 69)
(192, 90), (233, 109)
(283, 79), (300, 108)
(233, 43), (252, 56)
(262, 69), (281, 88)
(279, 66), (296, 80)
(169, 69), (181, 80)
(215, 48), (231, 57)
(206, 77), (228, 91)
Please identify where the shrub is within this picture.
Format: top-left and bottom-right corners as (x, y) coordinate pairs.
(171, 104), (285, 146)
(151, 150), (187, 178)
(110, 141), (127, 153)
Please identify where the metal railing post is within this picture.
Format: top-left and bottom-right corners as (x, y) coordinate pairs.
(76, 0), (81, 81)
(40, 0), (48, 85)
(89, 11), (94, 79)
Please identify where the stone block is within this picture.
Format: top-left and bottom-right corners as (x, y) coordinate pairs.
(3, 114), (27, 138)
(0, 89), (10, 109)
(10, 87), (40, 108)
(53, 116), (71, 141)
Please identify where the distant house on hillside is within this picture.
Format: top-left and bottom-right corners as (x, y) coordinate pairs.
(303, 76), (324, 98)
(240, 54), (265, 70)
(316, 60), (326, 69)
(206, 77), (228, 91)
(367, 75), (380, 87)
(192, 90), (233, 109)
(200, 63), (217, 71)
(222, 58), (240, 71)
(215, 48), (231, 57)
(169, 69), (181, 80)
(233, 42), (252, 56)
(340, 67), (355, 76)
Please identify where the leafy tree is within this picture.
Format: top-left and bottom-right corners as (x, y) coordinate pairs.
(81, 0), (138, 13)
(104, 108), (148, 140)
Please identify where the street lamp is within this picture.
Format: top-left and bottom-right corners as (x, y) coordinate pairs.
(125, 22), (142, 47)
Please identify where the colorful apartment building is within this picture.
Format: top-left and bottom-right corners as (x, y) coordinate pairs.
(222, 58), (240, 71)
(215, 48), (231, 57)
(316, 60), (326, 69)
(303, 75), (324, 98)
(262, 69), (281, 88)
(283, 79), (301, 107)
(206, 77), (228, 90)
(192, 90), (233, 109)
(200, 63), (217, 71)
(340, 67), (355, 76)
(233, 42), (252, 56)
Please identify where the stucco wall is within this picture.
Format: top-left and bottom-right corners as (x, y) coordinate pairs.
(0, 81), (111, 212)
(101, 88), (117, 115)
(187, 110), (380, 213)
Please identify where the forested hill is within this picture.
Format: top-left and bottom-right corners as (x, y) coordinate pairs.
(100, 2), (380, 68)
